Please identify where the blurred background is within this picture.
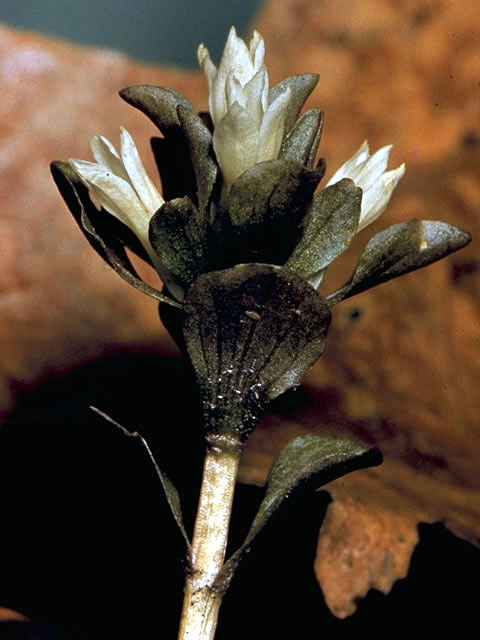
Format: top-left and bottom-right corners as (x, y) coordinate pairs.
(0, 0), (261, 67)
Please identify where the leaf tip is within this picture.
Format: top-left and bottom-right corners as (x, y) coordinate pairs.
(362, 446), (383, 469)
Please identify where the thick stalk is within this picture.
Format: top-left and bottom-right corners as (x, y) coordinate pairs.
(177, 438), (240, 640)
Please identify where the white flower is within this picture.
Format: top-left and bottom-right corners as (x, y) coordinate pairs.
(198, 26), (291, 186)
(327, 141), (405, 231)
(69, 127), (164, 267)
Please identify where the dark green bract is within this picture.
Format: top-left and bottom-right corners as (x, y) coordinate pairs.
(182, 264), (331, 445)
(215, 434), (382, 593)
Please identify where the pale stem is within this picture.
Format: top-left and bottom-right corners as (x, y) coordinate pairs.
(177, 440), (240, 640)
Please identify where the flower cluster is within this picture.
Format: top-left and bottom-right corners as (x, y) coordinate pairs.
(70, 127), (164, 270)
(326, 140), (405, 231)
(52, 26), (469, 332)
(198, 27), (291, 186)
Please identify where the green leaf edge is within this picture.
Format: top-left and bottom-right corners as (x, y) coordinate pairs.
(214, 434), (382, 593)
(50, 161), (181, 309)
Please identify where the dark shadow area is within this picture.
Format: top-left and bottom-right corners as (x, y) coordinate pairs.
(219, 513), (480, 637)
(0, 354), (479, 638)
(0, 353), (202, 640)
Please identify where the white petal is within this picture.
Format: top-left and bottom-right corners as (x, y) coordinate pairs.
(326, 141), (370, 186)
(69, 158), (151, 240)
(90, 135), (129, 182)
(119, 127), (163, 214)
(210, 29), (252, 125)
(260, 66), (269, 113)
(91, 134), (120, 161)
(197, 43), (217, 93)
(249, 30), (265, 73)
(200, 27), (287, 183)
(225, 73), (247, 111)
(218, 26), (254, 87)
(243, 68), (268, 128)
(209, 53), (231, 125)
(213, 102), (259, 185)
(358, 163), (405, 231)
(256, 86), (291, 163)
(353, 144), (392, 189)
(209, 77), (227, 126)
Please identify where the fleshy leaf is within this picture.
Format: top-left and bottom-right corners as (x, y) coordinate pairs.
(225, 159), (323, 267)
(286, 179), (362, 286)
(177, 105), (219, 222)
(149, 196), (209, 301)
(326, 219), (472, 306)
(182, 264), (331, 444)
(51, 161), (181, 308)
(279, 109), (324, 168)
(121, 86), (198, 203)
(215, 435), (382, 593)
(119, 85), (195, 134)
(268, 74), (319, 138)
